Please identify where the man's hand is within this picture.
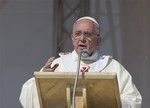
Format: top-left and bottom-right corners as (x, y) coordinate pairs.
(43, 57), (59, 72)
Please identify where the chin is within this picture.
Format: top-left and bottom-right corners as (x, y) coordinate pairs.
(77, 48), (90, 53)
(78, 49), (86, 52)
(75, 49), (82, 54)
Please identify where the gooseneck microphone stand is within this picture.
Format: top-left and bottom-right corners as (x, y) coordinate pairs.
(72, 50), (89, 108)
(72, 52), (81, 108)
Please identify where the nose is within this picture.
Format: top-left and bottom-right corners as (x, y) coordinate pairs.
(80, 33), (85, 39)
(80, 34), (86, 42)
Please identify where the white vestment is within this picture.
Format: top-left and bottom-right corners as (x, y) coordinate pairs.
(19, 50), (142, 108)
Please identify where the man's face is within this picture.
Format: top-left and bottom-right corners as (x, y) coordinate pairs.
(71, 20), (101, 55)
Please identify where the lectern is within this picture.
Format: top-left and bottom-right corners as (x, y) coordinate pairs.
(34, 72), (121, 108)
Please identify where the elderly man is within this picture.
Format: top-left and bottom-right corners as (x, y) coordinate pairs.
(19, 16), (142, 108)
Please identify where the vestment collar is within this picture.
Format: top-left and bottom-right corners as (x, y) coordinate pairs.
(72, 49), (101, 62)
(59, 49), (111, 72)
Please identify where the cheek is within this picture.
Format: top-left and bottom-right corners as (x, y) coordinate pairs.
(72, 38), (78, 47)
(88, 39), (98, 47)
(87, 39), (98, 52)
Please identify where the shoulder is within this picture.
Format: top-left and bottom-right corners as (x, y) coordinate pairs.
(57, 52), (72, 61)
(59, 52), (71, 57)
(52, 52), (71, 64)
(109, 58), (124, 69)
(104, 56), (130, 76)
(100, 55), (125, 71)
(100, 55), (112, 60)
(99, 55), (113, 64)
(51, 52), (72, 63)
(102, 55), (121, 66)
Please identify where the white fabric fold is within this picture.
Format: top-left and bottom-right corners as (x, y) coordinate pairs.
(59, 49), (110, 72)
(19, 50), (142, 108)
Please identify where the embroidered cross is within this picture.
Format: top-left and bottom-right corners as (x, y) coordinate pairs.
(80, 66), (89, 72)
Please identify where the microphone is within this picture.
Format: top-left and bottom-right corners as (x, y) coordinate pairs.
(81, 49), (89, 58)
(72, 49), (89, 108)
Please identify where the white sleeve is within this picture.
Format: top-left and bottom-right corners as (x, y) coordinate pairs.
(103, 59), (142, 108)
(117, 63), (142, 108)
(120, 71), (142, 108)
(19, 78), (40, 108)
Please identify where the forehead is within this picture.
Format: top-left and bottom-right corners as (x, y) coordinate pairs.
(73, 20), (95, 31)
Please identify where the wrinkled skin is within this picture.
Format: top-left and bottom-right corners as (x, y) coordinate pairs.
(71, 19), (101, 55)
(43, 19), (102, 72)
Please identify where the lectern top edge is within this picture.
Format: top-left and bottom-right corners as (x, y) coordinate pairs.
(34, 72), (117, 79)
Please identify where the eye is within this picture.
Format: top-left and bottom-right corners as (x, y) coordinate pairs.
(74, 32), (82, 37)
(84, 32), (93, 37)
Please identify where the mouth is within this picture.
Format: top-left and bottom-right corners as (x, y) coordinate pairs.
(78, 44), (87, 50)
(79, 44), (86, 48)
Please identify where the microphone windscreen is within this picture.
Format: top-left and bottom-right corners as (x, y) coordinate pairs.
(81, 49), (89, 58)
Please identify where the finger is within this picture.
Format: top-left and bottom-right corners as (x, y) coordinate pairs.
(46, 57), (55, 64)
(44, 69), (55, 72)
(45, 64), (59, 72)
(51, 63), (59, 70)
(44, 57), (56, 69)
(44, 64), (59, 72)
(44, 62), (52, 68)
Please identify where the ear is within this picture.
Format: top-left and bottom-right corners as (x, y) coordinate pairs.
(71, 34), (75, 46)
(96, 36), (102, 46)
